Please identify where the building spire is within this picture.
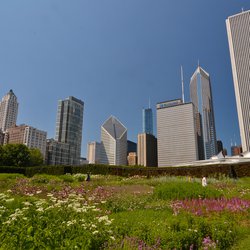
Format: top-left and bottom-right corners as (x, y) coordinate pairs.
(148, 97), (151, 109)
(181, 65), (185, 103)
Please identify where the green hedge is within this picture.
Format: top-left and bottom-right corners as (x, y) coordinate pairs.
(0, 163), (250, 178)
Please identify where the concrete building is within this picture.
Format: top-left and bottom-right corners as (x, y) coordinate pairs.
(54, 96), (84, 165)
(87, 141), (101, 164)
(226, 10), (250, 152)
(4, 125), (47, 158)
(142, 108), (153, 135)
(46, 139), (71, 165)
(137, 133), (157, 167)
(100, 116), (127, 166)
(0, 89), (18, 132)
(127, 152), (137, 166)
(190, 66), (217, 159)
(157, 99), (198, 166)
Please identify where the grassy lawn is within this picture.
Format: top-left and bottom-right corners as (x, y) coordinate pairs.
(0, 173), (249, 249)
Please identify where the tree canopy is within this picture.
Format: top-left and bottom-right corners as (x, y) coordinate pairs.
(0, 144), (44, 167)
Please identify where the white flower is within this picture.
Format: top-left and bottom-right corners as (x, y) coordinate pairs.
(92, 230), (99, 235)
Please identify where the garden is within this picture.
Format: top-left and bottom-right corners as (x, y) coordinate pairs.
(0, 173), (249, 249)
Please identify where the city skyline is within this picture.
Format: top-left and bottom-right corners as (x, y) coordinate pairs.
(0, 1), (250, 157)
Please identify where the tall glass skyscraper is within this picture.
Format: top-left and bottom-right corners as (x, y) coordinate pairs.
(142, 108), (153, 135)
(55, 96), (84, 165)
(190, 66), (217, 159)
(226, 10), (250, 152)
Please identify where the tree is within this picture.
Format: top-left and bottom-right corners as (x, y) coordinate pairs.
(2, 144), (30, 167)
(29, 148), (44, 166)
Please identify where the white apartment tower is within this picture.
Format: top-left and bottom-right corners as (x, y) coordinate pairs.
(226, 10), (250, 152)
(190, 66), (217, 159)
(100, 116), (127, 166)
(0, 89), (18, 132)
(157, 99), (198, 166)
(87, 141), (101, 164)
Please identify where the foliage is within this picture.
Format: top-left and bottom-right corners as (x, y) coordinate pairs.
(0, 174), (249, 249)
(1, 144), (30, 167)
(154, 181), (222, 200)
(29, 148), (44, 166)
(0, 144), (44, 167)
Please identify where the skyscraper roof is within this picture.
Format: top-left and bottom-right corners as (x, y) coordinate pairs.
(102, 116), (127, 140)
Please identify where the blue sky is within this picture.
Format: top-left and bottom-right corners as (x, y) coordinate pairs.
(0, 0), (249, 157)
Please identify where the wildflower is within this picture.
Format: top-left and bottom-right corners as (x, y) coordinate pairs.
(92, 230), (99, 235)
(6, 198), (14, 203)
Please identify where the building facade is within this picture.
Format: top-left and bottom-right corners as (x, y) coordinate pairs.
(100, 116), (127, 166)
(137, 133), (157, 167)
(142, 108), (153, 135)
(46, 139), (71, 165)
(226, 10), (250, 152)
(4, 125), (47, 158)
(190, 66), (217, 159)
(157, 100), (198, 166)
(55, 96), (84, 165)
(0, 90), (18, 132)
(127, 152), (137, 166)
(87, 141), (101, 164)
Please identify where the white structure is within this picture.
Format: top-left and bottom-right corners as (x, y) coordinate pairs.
(190, 66), (217, 159)
(226, 10), (250, 152)
(157, 99), (198, 166)
(100, 116), (127, 166)
(0, 89), (18, 132)
(87, 141), (101, 164)
(24, 126), (47, 158)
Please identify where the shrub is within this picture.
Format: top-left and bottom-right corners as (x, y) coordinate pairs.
(154, 181), (222, 200)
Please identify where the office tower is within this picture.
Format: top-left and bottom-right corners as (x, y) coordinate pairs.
(0, 89), (18, 132)
(190, 66), (217, 159)
(5, 125), (47, 159)
(127, 152), (137, 166)
(142, 108), (153, 135)
(226, 10), (250, 152)
(100, 116), (127, 166)
(55, 96), (84, 165)
(137, 133), (157, 167)
(157, 99), (198, 166)
(217, 140), (223, 153)
(127, 140), (137, 154)
(87, 141), (101, 164)
(46, 139), (71, 165)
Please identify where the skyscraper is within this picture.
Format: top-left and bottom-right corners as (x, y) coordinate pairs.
(190, 66), (217, 159)
(100, 116), (127, 166)
(87, 141), (101, 164)
(55, 96), (84, 165)
(0, 89), (18, 132)
(157, 99), (198, 166)
(226, 10), (250, 152)
(142, 108), (153, 135)
(137, 133), (157, 167)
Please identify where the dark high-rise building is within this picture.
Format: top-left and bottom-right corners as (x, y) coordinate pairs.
(231, 145), (242, 156)
(54, 96), (84, 165)
(190, 66), (217, 159)
(217, 140), (223, 153)
(137, 133), (158, 167)
(142, 108), (153, 135)
(127, 140), (137, 154)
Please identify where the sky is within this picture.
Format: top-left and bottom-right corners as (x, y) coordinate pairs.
(0, 0), (250, 157)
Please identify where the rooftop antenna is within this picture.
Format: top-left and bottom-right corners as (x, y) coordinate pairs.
(148, 97), (151, 109)
(181, 65), (185, 103)
(241, 7), (244, 12)
(198, 59), (200, 67)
